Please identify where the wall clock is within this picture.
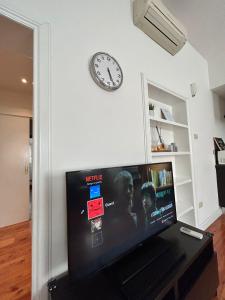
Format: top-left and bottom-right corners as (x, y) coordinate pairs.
(89, 52), (123, 91)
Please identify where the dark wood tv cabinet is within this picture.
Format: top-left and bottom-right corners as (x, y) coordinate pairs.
(49, 222), (219, 300)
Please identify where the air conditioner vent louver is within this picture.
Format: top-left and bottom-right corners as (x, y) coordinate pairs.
(133, 0), (187, 55)
(144, 16), (178, 47)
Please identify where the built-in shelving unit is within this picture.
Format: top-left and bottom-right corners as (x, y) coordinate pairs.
(141, 73), (197, 227)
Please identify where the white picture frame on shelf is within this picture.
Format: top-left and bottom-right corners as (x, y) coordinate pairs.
(161, 108), (174, 121)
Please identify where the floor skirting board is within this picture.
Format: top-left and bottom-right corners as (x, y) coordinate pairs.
(199, 208), (222, 230)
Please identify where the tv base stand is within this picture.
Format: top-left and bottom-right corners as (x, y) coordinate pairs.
(49, 222), (219, 300)
(107, 236), (185, 299)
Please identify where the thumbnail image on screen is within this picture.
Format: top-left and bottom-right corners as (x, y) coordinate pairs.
(66, 162), (177, 280)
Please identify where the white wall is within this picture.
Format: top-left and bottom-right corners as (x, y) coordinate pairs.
(208, 54), (225, 99)
(0, 0), (224, 282)
(208, 53), (225, 90)
(0, 88), (32, 117)
(187, 67), (225, 227)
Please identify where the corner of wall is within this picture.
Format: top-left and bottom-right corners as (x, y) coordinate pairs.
(199, 207), (222, 230)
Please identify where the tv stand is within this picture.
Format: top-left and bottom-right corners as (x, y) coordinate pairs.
(108, 236), (185, 292)
(117, 241), (185, 300)
(49, 222), (219, 300)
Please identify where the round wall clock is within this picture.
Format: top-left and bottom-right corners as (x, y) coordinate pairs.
(89, 52), (123, 91)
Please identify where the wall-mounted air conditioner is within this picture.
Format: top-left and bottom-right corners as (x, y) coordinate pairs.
(133, 0), (187, 55)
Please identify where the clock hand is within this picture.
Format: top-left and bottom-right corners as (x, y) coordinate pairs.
(107, 68), (115, 86)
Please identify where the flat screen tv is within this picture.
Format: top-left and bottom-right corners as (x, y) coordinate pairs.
(66, 162), (177, 280)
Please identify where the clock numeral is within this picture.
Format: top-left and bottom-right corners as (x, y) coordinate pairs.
(118, 74), (121, 78)
(97, 58), (101, 62)
(116, 67), (120, 71)
(101, 56), (105, 60)
(97, 71), (101, 75)
(95, 64), (99, 68)
(117, 80), (120, 83)
(107, 57), (111, 61)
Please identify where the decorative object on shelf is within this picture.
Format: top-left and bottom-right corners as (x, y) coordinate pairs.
(152, 126), (167, 152)
(161, 108), (174, 121)
(167, 144), (172, 152)
(149, 103), (155, 117)
(167, 142), (178, 152)
(89, 52), (123, 91)
(151, 144), (158, 152)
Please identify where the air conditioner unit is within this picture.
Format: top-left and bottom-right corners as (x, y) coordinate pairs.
(133, 0), (187, 55)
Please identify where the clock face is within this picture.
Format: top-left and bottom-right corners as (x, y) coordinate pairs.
(90, 52), (123, 91)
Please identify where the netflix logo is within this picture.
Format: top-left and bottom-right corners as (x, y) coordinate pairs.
(86, 174), (103, 182)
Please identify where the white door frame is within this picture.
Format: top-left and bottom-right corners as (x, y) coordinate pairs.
(0, 6), (52, 300)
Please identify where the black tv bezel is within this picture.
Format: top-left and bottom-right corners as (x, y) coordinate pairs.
(66, 162), (177, 281)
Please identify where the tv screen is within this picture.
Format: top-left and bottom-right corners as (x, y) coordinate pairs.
(66, 162), (177, 280)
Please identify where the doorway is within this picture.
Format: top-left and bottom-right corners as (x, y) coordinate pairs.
(0, 15), (33, 299)
(0, 7), (51, 299)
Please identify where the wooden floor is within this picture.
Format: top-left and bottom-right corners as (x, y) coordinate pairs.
(208, 214), (225, 300)
(0, 221), (31, 300)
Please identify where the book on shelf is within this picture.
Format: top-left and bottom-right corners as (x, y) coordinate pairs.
(151, 169), (173, 189)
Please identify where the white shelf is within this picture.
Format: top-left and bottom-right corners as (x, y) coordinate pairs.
(177, 206), (194, 219)
(149, 92), (186, 104)
(142, 74), (196, 227)
(151, 152), (190, 157)
(175, 177), (192, 187)
(150, 116), (188, 129)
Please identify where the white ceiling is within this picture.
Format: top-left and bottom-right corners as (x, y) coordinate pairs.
(0, 15), (33, 93)
(162, 0), (225, 62)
